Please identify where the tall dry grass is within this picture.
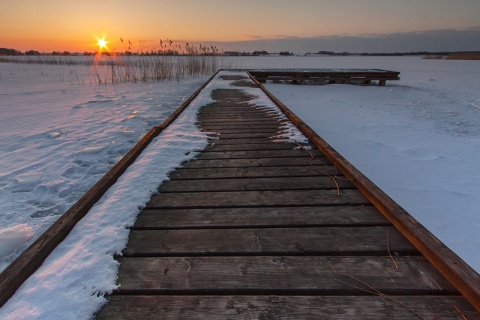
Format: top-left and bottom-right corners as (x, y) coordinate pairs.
(446, 53), (480, 60)
(0, 39), (234, 84)
(87, 54), (229, 84)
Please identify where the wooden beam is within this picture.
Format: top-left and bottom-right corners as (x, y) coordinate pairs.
(134, 206), (389, 229)
(123, 226), (417, 256)
(115, 256), (455, 294)
(97, 295), (479, 319)
(168, 166), (339, 180)
(147, 189), (369, 208)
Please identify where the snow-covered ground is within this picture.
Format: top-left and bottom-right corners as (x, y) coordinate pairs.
(0, 62), (208, 270)
(0, 56), (479, 318)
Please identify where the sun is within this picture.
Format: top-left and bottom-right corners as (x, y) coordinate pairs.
(95, 36), (109, 52)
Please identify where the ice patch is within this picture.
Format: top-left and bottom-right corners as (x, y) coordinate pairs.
(46, 132), (61, 138)
(11, 172), (43, 192)
(77, 146), (107, 155)
(84, 99), (116, 105)
(0, 224), (33, 259)
(121, 130), (136, 135)
(14, 172), (43, 184)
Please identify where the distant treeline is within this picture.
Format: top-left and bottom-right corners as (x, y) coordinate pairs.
(309, 50), (480, 57)
(0, 48), (74, 56)
(1, 47), (479, 59)
(223, 51), (294, 56)
(0, 47), (216, 57)
(0, 47), (296, 57)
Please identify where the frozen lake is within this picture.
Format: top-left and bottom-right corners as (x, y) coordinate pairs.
(1, 55), (479, 319)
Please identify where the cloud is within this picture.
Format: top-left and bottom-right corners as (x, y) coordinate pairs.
(241, 34), (300, 40)
(273, 35), (300, 39)
(241, 34), (263, 40)
(206, 28), (480, 53)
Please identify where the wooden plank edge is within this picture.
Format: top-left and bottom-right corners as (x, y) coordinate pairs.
(0, 70), (221, 308)
(96, 295), (476, 319)
(248, 72), (480, 311)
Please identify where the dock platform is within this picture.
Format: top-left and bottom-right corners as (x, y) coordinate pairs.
(96, 71), (479, 319)
(249, 68), (400, 85)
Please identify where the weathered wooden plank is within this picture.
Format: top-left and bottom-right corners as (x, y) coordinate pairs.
(183, 156), (331, 168)
(218, 74), (249, 80)
(203, 143), (297, 152)
(147, 190), (369, 208)
(198, 116), (282, 122)
(213, 86), (255, 93)
(202, 106), (257, 111)
(199, 117), (278, 123)
(198, 112), (268, 118)
(199, 117), (280, 123)
(169, 166), (339, 180)
(115, 256), (456, 293)
(159, 176), (353, 192)
(201, 124), (281, 131)
(208, 132), (280, 139)
(199, 107), (261, 113)
(248, 69), (400, 81)
(206, 114), (279, 121)
(207, 137), (276, 145)
(198, 118), (283, 125)
(134, 206), (389, 229)
(123, 226), (417, 256)
(97, 295), (478, 320)
(201, 127), (279, 134)
(196, 149), (323, 159)
(207, 137), (308, 146)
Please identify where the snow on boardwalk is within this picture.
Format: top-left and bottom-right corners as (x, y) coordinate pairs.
(96, 72), (479, 318)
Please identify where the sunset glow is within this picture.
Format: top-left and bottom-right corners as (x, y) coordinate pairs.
(0, 0), (479, 53)
(96, 36), (109, 52)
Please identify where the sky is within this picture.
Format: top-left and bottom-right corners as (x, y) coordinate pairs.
(1, 0), (480, 53)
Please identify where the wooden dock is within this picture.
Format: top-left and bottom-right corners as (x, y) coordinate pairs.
(97, 72), (479, 319)
(248, 68), (400, 86)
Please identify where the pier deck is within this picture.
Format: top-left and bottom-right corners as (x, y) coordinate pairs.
(97, 72), (479, 319)
(248, 68), (400, 85)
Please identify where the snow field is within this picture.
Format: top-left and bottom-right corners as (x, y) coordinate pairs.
(1, 57), (479, 318)
(0, 63), (208, 271)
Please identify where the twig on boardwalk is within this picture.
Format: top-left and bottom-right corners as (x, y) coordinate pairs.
(307, 154), (353, 182)
(332, 270), (427, 320)
(453, 305), (468, 320)
(307, 148), (315, 159)
(332, 176), (340, 196)
(290, 140), (315, 159)
(309, 163), (342, 196)
(387, 230), (399, 269)
(293, 140), (349, 196)
(205, 143), (219, 151)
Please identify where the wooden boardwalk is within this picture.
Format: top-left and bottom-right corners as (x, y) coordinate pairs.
(248, 68), (400, 86)
(97, 73), (479, 318)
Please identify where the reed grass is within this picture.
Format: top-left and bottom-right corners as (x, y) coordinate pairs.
(0, 40), (234, 84)
(446, 52), (480, 60)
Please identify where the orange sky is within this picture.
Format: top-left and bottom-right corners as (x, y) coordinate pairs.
(1, 0), (480, 53)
